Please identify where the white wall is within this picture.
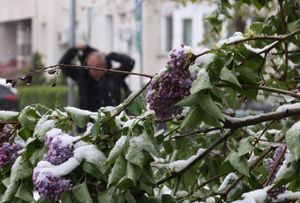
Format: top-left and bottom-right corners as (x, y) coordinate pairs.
(0, 23), (17, 63)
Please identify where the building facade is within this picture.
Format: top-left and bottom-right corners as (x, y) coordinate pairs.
(0, 0), (218, 90)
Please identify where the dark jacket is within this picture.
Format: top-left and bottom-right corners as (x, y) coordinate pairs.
(59, 46), (135, 111)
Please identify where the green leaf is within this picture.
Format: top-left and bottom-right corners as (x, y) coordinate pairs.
(162, 141), (173, 154)
(198, 93), (224, 121)
(1, 182), (20, 203)
(286, 123), (300, 160)
(238, 137), (254, 156)
(65, 107), (94, 128)
(288, 19), (300, 32)
(161, 195), (176, 203)
(176, 91), (202, 107)
(0, 111), (19, 122)
(33, 117), (56, 140)
(10, 157), (32, 182)
(190, 69), (212, 94)
(127, 162), (142, 183)
(220, 67), (241, 88)
(125, 137), (145, 168)
(108, 154), (127, 187)
(229, 152), (249, 177)
(181, 107), (203, 129)
(125, 191), (137, 203)
(18, 127), (32, 141)
(72, 181), (93, 203)
(18, 106), (39, 131)
(22, 138), (43, 160)
(97, 188), (115, 203)
(126, 92), (147, 115)
(15, 183), (34, 202)
(250, 22), (264, 33)
(107, 136), (127, 163)
(82, 162), (105, 181)
(118, 177), (134, 190)
(61, 192), (72, 203)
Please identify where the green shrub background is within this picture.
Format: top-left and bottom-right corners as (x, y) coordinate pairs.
(18, 86), (73, 109)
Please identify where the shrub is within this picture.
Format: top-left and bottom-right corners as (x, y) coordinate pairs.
(17, 86), (71, 109)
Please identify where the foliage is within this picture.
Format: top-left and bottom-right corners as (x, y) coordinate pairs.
(18, 86), (72, 110)
(1, 1), (300, 203)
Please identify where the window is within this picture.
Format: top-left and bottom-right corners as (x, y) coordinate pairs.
(183, 19), (192, 46)
(165, 16), (173, 52)
(106, 15), (114, 51)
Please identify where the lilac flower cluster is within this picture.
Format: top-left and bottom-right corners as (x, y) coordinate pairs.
(33, 129), (74, 200)
(0, 124), (12, 143)
(264, 144), (287, 198)
(43, 137), (74, 165)
(0, 125), (20, 168)
(147, 45), (195, 119)
(33, 170), (72, 201)
(0, 142), (20, 167)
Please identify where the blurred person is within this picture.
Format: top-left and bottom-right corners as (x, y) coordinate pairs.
(59, 43), (134, 112)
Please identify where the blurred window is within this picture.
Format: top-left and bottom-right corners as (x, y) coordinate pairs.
(183, 18), (192, 46)
(165, 16), (173, 52)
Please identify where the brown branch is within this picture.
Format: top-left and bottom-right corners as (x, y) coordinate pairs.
(171, 127), (220, 140)
(60, 64), (154, 78)
(240, 84), (300, 99)
(223, 108), (300, 129)
(278, 0), (289, 80)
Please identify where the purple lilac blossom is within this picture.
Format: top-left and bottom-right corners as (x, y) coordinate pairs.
(264, 144), (287, 198)
(0, 124), (12, 143)
(147, 45), (195, 119)
(0, 142), (20, 167)
(43, 137), (73, 165)
(33, 171), (72, 201)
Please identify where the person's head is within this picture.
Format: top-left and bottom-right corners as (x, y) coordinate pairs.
(86, 51), (107, 80)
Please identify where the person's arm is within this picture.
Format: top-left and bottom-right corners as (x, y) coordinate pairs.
(59, 47), (80, 80)
(106, 52), (135, 76)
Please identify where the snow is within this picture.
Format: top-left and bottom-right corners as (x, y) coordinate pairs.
(33, 119), (56, 136)
(65, 106), (97, 116)
(275, 191), (300, 202)
(176, 191), (189, 197)
(33, 191), (41, 201)
(34, 137), (106, 179)
(35, 158), (81, 181)
(83, 122), (94, 136)
(244, 41), (277, 54)
(45, 128), (62, 138)
(267, 129), (281, 135)
(52, 134), (80, 147)
(195, 53), (214, 66)
(14, 135), (26, 148)
(107, 136), (127, 161)
(216, 32), (245, 47)
(123, 118), (139, 129)
(275, 150), (294, 179)
(74, 144), (106, 167)
(168, 148), (206, 172)
(217, 173), (238, 192)
(232, 189), (267, 203)
(276, 102), (300, 112)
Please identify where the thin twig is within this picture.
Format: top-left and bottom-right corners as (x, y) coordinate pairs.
(60, 64), (154, 78)
(171, 127), (220, 140)
(100, 79), (152, 127)
(240, 84), (300, 99)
